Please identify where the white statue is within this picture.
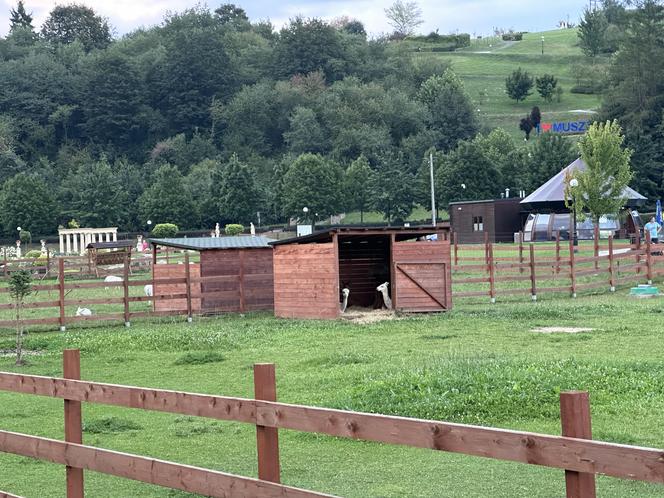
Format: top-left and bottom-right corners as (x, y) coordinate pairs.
(136, 235), (143, 253)
(250, 222), (256, 236)
(15, 240), (21, 259)
(40, 239), (47, 256)
(214, 223), (220, 238)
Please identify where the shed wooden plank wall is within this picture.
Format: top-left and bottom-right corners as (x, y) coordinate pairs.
(200, 249), (273, 313)
(393, 240), (452, 312)
(338, 236), (390, 307)
(154, 263), (201, 312)
(273, 243), (339, 319)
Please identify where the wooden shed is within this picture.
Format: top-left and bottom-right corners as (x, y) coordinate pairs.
(86, 240), (133, 277)
(270, 227), (452, 319)
(149, 236), (274, 314)
(449, 198), (525, 243)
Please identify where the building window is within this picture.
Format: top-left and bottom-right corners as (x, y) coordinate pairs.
(472, 216), (484, 232)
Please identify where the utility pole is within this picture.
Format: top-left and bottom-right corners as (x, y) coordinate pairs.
(429, 152), (436, 227)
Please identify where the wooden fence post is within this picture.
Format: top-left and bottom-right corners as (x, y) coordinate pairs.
(3, 248), (7, 277)
(123, 254), (130, 327)
(453, 231), (458, 266)
(608, 235), (615, 292)
(645, 231), (653, 284)
(484, 231), (490, 270)
(488, 243), (496, 304)
(555, 231), (561, 274)
(593, 225), (600, 270)
(635, 230), (641, 274)
(63, 349), (84, 498)
(59, 258), (66, 332)
(184, 252), (193, 322)
(560, 391), (596, 498)
(529, 244), (537, 301)
(254, 363), (280, 483)
(569, 238), (576, 298)
(46, 248), (51, 276)
(518, 232), (524, 274)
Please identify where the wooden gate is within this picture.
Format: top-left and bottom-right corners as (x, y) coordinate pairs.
(392, 240), (452, 312)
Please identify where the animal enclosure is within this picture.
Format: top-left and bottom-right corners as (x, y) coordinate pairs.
(271, 227), (452, 319)
(1, 350), (664, 498)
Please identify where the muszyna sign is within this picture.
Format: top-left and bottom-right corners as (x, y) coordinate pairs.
(541, 120), (591, 134)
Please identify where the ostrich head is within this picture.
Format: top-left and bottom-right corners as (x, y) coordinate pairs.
(342, 288), (350, 299)
(376, 282), (389, 293)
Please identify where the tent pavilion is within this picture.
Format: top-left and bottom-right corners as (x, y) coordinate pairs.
(520, 158), (647, 241)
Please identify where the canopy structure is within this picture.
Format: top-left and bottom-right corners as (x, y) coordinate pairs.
(520, 158), (647, 211)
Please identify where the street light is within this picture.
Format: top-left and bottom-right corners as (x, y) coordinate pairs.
(541, 36), (544, 55)
(569, 178), (579, 247)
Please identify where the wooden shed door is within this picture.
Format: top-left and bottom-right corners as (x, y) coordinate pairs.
(392, 240), (451, 312)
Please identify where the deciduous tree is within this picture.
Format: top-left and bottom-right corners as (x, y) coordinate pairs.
(384, 0), (424, 38)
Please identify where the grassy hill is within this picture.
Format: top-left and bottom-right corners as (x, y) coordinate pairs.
(412, 28), (602, 141)
(343, 29), (601, 225)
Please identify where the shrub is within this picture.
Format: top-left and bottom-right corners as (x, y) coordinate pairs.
(24, 250), (42, 259)
(535, 74), (558, 102)
(505, 67), (533, 102)
(19, 230), (31, 245)
(151, 223), (179, 238)
(502, 32), (523, 41)
(67, 219), (80, 229)
(224, 224), (244, 236)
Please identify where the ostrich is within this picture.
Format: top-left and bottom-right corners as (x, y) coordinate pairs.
(376, 282), (392, 309)
(76, 307), (92, 316)
(340, 288), (350, 313)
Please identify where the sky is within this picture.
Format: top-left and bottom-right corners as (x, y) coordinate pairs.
(0, 0), (587, 38)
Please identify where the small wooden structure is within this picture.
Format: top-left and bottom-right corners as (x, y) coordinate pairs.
(86, 240), (133, 277)
(450, 198), (524, 243)
(149, 236), (274, 314)
(270, 226), (452, 319)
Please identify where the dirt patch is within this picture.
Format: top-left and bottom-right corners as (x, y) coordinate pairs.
(531, 327), (594, 334)
(342, 308), (398, 325)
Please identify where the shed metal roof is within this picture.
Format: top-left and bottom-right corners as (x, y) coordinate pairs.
(521, 158), (646, 210)
(149, 236), (274, 251)
(270, 225), (449, 246)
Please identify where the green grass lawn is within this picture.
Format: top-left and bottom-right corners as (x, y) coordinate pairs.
(412, 29), (604, 142)
(1, 290), (664, 497)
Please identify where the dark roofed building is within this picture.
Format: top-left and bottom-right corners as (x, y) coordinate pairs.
(449, 198), (525, 243)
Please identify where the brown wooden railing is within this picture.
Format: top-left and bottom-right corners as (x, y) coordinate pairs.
(1, 350), (664, 497)
(452, 230), (663, 301)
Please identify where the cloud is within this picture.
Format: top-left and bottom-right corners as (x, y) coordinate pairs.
(0, 0), (584, 37)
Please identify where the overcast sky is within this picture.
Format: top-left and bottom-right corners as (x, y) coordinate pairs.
(0, 0), (586, 38)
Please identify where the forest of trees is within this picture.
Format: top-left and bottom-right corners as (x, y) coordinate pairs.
(0, 1), (662, 237)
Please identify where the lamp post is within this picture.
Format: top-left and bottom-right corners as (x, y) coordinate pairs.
(146, 220), (152, 238)
(541, 36), (544, 55)
(569, 178), (578, 247)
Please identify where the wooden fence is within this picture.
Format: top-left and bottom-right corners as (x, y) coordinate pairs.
(1, 247), (181, 280)
(1, 350), (664, 497)
(0, 254), (214, 331)
(451, 229), (664, 301)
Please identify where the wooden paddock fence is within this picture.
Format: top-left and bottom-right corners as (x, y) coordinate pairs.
(1, 247), (181, 280)
(0, 253), (216, 331)
(451, 229), (664, 302)
(1, 350), (664, 497)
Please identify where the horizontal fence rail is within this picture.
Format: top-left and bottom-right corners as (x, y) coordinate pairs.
(1, 351), (664, 497)
(452, 230), (663, 302)
(0, 252), (258, 331)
